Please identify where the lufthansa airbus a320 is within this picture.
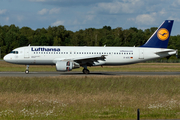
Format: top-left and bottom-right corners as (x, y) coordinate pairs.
(3, 20), (177, 74)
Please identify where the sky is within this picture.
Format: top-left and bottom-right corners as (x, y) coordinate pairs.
(0, 0), (180, 35)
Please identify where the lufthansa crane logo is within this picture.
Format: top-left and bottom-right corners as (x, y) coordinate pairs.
(157, 28), (169, 41)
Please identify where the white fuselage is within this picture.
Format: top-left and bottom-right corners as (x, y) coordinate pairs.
(3, 46), (176, 66)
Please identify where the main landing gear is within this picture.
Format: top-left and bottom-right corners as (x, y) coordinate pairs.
(25, 65), (29, 74)
(82, 68), (90, 74)
(82, 65), (90, 74)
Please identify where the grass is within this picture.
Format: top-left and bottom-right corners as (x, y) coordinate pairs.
(1, 61), (180, 119)
(1, 61), (180, 72)
(0, 76), (180, 119)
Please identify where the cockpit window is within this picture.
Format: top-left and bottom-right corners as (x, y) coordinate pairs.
(10, 51), (18, 54)
(10, 51), (15, 54)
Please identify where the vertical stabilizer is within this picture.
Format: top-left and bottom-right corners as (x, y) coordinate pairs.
(141, 20), (174, 48)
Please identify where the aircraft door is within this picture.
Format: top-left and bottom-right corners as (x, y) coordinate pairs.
(139, 49), (144, 59)
(24, 48), (30, 58)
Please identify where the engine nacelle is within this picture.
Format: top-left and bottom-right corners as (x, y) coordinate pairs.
(56, 61), (73, 72)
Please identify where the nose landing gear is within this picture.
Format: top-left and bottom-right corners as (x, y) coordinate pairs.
(25, 65), (29, 74)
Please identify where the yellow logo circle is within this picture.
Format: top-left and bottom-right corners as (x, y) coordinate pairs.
(157, 28), (169, 41)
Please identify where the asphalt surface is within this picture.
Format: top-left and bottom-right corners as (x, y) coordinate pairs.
(0, 71), (180, 77)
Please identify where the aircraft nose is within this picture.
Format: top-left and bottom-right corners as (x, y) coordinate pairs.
(3, 55), (7, 61)
(3, 54), (17, 64)
(3, 54), (10, 62)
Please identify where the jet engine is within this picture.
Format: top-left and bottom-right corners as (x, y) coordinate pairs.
(56, 61), (73, 72)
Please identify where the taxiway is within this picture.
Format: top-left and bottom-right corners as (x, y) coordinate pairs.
(0, 71), (179, 77)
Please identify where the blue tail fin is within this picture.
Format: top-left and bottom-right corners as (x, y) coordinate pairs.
(140, 20), (174, 48)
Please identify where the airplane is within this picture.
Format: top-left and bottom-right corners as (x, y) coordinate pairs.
(3, 20), (177, 74)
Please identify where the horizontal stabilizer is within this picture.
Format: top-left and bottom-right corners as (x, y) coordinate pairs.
(155, 50), (177, 54)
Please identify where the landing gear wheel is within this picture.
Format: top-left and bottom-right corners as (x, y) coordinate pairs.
(25, 70), (29, 74)
(83, 69), (90, 74)
(25, 65), (29, 74)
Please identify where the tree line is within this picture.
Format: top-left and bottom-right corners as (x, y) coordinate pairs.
(0, 24), (180, 59)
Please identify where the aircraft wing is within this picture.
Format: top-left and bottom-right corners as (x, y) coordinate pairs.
(59, 55), (106, 66)
(72, 55), (106, 66)
(53, 55), (107, 66)
(73, 55), (106, 61)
